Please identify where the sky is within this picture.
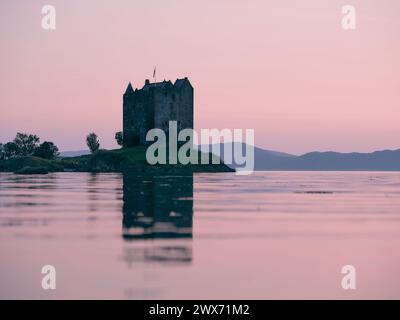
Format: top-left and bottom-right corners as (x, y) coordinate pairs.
(0, 0), (399, 154)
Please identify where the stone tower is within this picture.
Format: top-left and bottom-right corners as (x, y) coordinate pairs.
(123, 78), (194, 147)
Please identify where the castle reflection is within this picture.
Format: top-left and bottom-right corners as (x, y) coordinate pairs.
(121, 173), (193, 264)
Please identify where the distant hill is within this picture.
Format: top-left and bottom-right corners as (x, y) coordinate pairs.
(203, 143), (400, 171)
(59, 150), (90, 158)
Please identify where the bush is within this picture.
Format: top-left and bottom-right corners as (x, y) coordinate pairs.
(34, 141), (59, 160)
(3, 142), (18, 159)
(115, 131), (123, 146)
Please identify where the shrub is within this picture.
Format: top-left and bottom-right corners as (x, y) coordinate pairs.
(34, 141), (60, 160)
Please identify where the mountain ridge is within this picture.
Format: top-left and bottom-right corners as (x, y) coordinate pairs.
(207, 143), (400, 171)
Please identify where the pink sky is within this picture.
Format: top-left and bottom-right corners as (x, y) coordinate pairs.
(0, 0), (399, 154)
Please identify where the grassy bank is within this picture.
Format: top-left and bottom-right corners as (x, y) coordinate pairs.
(0, 147), (234, 174)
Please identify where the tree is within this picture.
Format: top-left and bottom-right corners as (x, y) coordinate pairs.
(3, 142), (18, 159)
(86, 133), (100, 153)
(34, 141), (59, 160)
(13, 132), (40, 156)
(115, 131), (123, 146)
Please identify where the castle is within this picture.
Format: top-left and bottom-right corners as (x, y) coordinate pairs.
(123, 78), (193, 147)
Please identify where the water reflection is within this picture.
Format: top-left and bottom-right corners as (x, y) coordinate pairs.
(1, 172), (400, 298)
(121, 173), (193, 264)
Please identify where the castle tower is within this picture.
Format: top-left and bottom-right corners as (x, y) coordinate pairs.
(123, 78), (193, 147)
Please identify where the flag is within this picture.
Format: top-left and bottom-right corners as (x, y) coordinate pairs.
(153, 67), (156, 79)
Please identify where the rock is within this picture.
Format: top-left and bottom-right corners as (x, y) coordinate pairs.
(14, 166), (49, 174)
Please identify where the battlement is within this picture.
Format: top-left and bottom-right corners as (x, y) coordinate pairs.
(124, 78), (192, 95)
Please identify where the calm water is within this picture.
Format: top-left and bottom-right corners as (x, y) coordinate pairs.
(0, 171), (399, 299)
